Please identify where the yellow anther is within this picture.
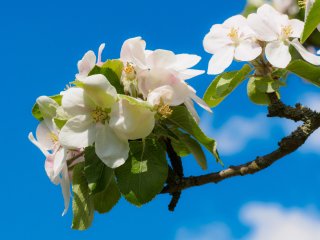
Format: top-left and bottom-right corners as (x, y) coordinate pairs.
(91, 107), (109, 123)
(298, 0), (306, 8)
(124, 63), (135, 74)
(158, 104), (173, 118)
(281, 25), (293, 38)
(228, 27), (239, 41)
(49, 132), (59, 144)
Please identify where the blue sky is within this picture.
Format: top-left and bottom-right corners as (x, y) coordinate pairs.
(2, 0), (320, 239)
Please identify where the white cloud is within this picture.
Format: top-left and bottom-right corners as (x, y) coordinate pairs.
(200, 92), (320, 156)
(240, 203), (320, 240)
(175, 203), (320, 240)
(176, 223), (232, 240)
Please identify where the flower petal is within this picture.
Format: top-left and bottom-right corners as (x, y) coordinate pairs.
(95, 123), (129, 168)
(234, 39), (262, 61)
(203, 26), (232, 54)
(178, 69), (205, 80)
(60, 164), (71, 216)
(207, 46), (235, 75)
(62, 88), (93, 117)
(146, 49), (176, 69)
(120, 37), (147, 69)
(35, 121), (55, 150)
(76, 50), (96, 79)
(265, 41), (291, 68)
(53, 148), (67, 179)
(291, 39), (320, 65)
(289, 19), (304, 38)
(81, 74), (117, 109)
(173, 54), (201, 71)
(184, 98), (200, 123)
(28, 132), (49, 156)
(97, 43), (105, 66)
(109, 98), (155, 140)
(59, 114), (96, 149)
(36, 96), (59, 119)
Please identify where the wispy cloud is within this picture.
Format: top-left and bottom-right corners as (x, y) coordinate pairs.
(175, 203), (320, 240)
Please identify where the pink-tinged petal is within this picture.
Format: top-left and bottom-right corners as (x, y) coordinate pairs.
(53, 148), (67, 179)
(234, 40), (262, 61)
(35, 121), (55, 150)
(45, 154), (60, 184)
(59, 114), (96, 149)
(265, 41), (291, 68)
(120, 37), (147, 69)
(95, 123), (129, 168)
(60, 164), (71, 216)
(146, 49), (176, 69)
(178, 69), (205, 80)
(28, 132), (49, 157)
(289, 19), (304, 38)
(76, 51), (96, 79)
(291, 39), (320, 65)
(97, 43), (106, 66)
(207, 46), (235, 75)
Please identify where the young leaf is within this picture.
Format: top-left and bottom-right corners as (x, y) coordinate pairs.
(115, 139), (168, 206)
(72, 163), (94, 230)
(164, 106), (221, 164)
(286, 60), (320, 87)
(301, 0), (320, 43)
(93, 177), (121, 214)
(203, 64), (252, 107)
(89, 60), (124, 94)
(84, 146), (114, 195)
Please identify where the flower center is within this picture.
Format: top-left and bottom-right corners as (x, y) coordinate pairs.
(49, 132), (59, 144)
(281, 25), (293, 39)
(123, 63), (136, 81)
(157, 100), (173, 118)
(91, 107), (110, 123)
(228, 27), (239, 42)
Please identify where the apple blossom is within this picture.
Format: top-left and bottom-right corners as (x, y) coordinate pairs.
(203, 15), (262, 75)
(248, 0), (299, 15)
(119, 37), (211, 122)
(76, 43), (106, 80)
(248, 4), (320, 68)
(59, 74), (155, 168)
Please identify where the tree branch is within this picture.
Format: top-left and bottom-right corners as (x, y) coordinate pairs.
(162, 97), (320, 194)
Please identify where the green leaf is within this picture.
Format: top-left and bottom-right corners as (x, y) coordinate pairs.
(287, 60), (320, 87)
(84, 146), (114, 195)
(164, 106), (221, 164)
(89, 60), (124, 94)
(203, 64), (252, 107)
(247, 77), (281, 105)
(31, 95), (62, 121)
(115, 139), (168, 206)
(301, 0), (320, 43)
(54, 118), (67, 129)
(179, 134), (207, 170)
(71, 163), (94, 230)
(93, 177), (121, 214)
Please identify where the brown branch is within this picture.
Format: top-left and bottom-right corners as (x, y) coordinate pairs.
(161, 97), (320, 194)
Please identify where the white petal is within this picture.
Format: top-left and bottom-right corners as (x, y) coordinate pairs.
(265, 41), (291, 68)
(178, 69), (205, 80)
(44, 154), (59, 184)
(53, 148), (66, 179)
(59, 114), (96, 149)
(28, 132), (49, 156)
(120, 37), (147, 69)
(147, 85), (175, 106)
(62, 88), (93, 117)
(109, 98), (155, 140)
(97, 43), (105, 66)
(60, 164), (71, 216)
(291, 39), (320, 65)
(289, 19), (304, 38)
(207, 46), (235, 75)
(146, 49), (176, 69)
(235, 40), (262, 61)
(189, 88), (212, 113)
(203, 28), (232, 54)
(173, 54), (201, 71)
(223, 15), (248, 29)
(95, 123), (129, 168)
(184, 98), (200, 123)
(36, 96), (59, 119)
(35, 121), (55, 150)
(76, 50), (96, 79)
(81, 74), (117, 109)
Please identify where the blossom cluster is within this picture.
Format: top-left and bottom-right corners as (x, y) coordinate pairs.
(203, 4), (320, 74)
(29, 37), (210, 215)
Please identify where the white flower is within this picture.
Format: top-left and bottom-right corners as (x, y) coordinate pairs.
(76, 43), (106, 80)
(248, 4), (320, 68)
(248, 0), (299, 15)
(28, 97), (80, 216)
(59, 74), (155, 168)
(203, 15), (262, 75)
(120, 37), (211, 122)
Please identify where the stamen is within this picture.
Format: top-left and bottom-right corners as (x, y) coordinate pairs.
(91, 107), (110, 123)
(158, 104), (173, 118)
(228, 27), (239, 41)
(281, 25), (293, 38)
(298, 0), (306, 9)
(49, 132), (59, 143)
